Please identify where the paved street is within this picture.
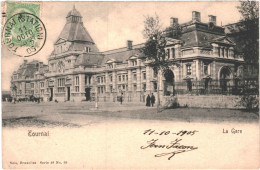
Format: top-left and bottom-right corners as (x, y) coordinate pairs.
(2, 101), (258, 128)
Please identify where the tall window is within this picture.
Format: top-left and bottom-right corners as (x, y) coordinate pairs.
(118, 75), (121, 82)
(110, 75), (113, 82)
(204, 64), (209, 75)
(167, 49), (170, 59)
(143, 72), (146, 80)
(186, 65), (192, 75)
(153, 69), (158, 78)
(226, 48), (229, 58)
(31, 83), (34, 88)
(154, 82), (157, 92)
(40, 89), (44, 95)
(58, 78), (65, 93)
(171, 48), (175, 58)
(40, 82), (44, 88)
(133, 84), (137, 91)
(133, 73), (137, 81)
(75, 76), (79, 92)
(122, 75), (125, 81)
(143, 83), (146, 92)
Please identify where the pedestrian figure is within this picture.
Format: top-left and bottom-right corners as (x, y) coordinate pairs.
(120, 92), (123, 104)
(146, 94), (151, 107)
(151, 93), (155, 107)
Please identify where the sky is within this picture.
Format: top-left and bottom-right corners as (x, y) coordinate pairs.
(1, 1), (242, 91)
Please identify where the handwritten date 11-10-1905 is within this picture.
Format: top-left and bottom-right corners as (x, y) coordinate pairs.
(141, 129), (199, 160)
(143, 129), (198, 136)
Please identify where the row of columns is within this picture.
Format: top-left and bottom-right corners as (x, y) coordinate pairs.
(166, 44), (182, 59)
(212, 44), (234, 58)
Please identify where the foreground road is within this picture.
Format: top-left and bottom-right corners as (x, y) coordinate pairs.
(2, 101), (259, 168)
(2, 101), (258, 127)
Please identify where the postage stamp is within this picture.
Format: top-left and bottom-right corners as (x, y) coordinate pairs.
(6, 2), (40, 19)
(2, 2), (46, 57)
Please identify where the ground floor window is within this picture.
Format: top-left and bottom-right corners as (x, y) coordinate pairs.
(58, 78), (65, 93)
(187, 80), (192, 91)
(153, 82), (157, 92)
(58, 87), (65, 93)
(98, 86), (105, 94)
(75, 76), (79, 92)
(40, 89), (44, 95)
(143, 83), (146, 92)
(133, 84), (137, 91)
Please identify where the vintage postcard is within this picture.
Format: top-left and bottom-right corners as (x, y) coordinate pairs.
(1, 1), (259, 169)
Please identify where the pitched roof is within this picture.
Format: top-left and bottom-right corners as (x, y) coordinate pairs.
(102, 46), (144, 65)
(75, 53), (104, 67)
(69, 42), (99, 52)
(55, 6), (96, 45)
(55, 22), (95, 44)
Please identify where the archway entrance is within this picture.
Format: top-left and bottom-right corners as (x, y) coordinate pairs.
(219, 67), (232, 92)
(163, 69), (175, 96)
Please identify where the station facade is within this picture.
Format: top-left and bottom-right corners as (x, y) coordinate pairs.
(11, 7), (245, 102)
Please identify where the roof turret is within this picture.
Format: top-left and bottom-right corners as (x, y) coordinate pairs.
(66, 5), (82, 18)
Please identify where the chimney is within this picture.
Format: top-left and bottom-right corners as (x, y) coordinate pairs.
(39, 62), (43, 67)
(127, 40), (133, 50)
(192, 11), (201, 22)
(170, 17), (178, 27)
(208, 15), (216, 25)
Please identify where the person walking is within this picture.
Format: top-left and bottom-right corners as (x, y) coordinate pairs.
(151, 93), (155, 107)
(146, 94), (151, 107)
(120, 92), (123, 104)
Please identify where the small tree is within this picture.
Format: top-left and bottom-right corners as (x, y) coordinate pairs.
(141, 14), (170, 112)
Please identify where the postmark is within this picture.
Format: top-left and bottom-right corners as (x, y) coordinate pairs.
(2, 12), (46, 57)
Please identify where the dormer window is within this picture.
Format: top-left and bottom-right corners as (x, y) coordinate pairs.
(108, 63), (113, 68)
(132, 60), (137, 66)
(85, 47), (91, 53)
(167, 49), (170, 59)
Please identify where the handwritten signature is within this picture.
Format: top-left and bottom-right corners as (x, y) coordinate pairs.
(140, 138), (198, 160)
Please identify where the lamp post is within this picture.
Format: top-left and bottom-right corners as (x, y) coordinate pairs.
(95, 77), (98, 109)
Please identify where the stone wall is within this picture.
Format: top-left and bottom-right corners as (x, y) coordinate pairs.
(162, 95), (244, 109)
